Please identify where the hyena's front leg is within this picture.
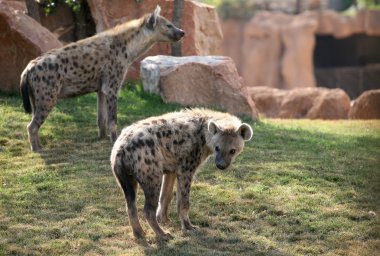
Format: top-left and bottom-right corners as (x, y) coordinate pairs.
(157, 172), (176, 224)
(177, 173), (199, 231)
(97, 91), (107, 139)
(106, 92), (118, 143)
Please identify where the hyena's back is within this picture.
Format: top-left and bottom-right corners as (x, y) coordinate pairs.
(112, 111), (212, 178)
(22, 38), (111, 103)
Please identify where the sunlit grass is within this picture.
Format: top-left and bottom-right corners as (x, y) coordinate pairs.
(0, 84), (379, 255)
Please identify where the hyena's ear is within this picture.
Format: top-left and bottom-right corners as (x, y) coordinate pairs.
(147, 5), (161, 29)
(208, 121), (221, 135)
(237, 123), (253, 141)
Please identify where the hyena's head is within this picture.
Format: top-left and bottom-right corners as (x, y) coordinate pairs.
(146, 5), (185, 42)
(208, 121), (253, 170)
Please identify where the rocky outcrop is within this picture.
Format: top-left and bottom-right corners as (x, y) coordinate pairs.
(0, 0), (62, 93)
(240, 11), (318, 89)
(281, 12), (318, 89)
(249, 86), (351, 119)
(87, 0), (223, 79)
(221, 9), (380, 90)
(349, 89), (380, 119)
(141, 55), (259, 120)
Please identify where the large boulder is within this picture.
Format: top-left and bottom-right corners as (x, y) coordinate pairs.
(349, 89), (380, 119)
(141, 55), (259, 120)
(246, 87), (287, 118)
(249, 87), (351, 119)
(0, 0), (62, 93)
(87, 0), (223, 80)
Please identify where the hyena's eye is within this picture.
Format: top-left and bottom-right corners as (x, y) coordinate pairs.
(166, 24), (173, 29)
(215, 146), (220, 152)
(230, 149), (236, 155)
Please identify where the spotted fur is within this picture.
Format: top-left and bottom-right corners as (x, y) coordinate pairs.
(110, 108), (253, 239)
(20, 6), (184, 152)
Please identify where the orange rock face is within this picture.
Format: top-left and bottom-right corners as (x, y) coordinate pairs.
(221, 9), (380, 90)
(141, 55), (259, 120)
(249, 86), (351, 119)
(0, 1), (62, 93)
(349, 89), (380, 119)
(87, 0), (223, 80)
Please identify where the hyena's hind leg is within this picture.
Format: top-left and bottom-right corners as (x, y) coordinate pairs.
(113, 160), (146, 239)
(140, 172), (172, 239)
(157, 172), (176, 224)
(27, 92), (58, 152)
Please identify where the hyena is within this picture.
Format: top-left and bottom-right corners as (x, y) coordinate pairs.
(20, 6), (184, 152)
(110, 108), (253, 239)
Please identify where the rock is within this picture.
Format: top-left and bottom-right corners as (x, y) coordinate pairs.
(0, 1), (62, 93)
(305, 88), (351, 119)
(221, 9), (380, 91)
(365, 9), (380, 36)
(349, 89), (380, 119)
(249, 87), (351, 119)
(38, 3), (77, 43)
(220, 19), (245, 74)
(247, 87), (286, 118)
(241, 12), (290, 88)
(141, 55), (259, 120)
(316, 9), (363, 38)
(239, 11), (317, 89)
(281, 12), (318, 88)
(87, 0), (223, 80)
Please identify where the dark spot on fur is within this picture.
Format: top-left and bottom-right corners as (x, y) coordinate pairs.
(150, 148), (155, 157)
(173, 140), (178, 145)
(144, 158), (151, 165)
(145, 139), (154, 148)
(156, 132), (161, 139)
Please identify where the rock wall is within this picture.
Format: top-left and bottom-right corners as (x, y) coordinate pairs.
(221, 9), (380, 92)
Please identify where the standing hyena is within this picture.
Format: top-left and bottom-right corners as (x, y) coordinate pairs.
(110, 108), (253, 239)
(20, 6), (184, 152)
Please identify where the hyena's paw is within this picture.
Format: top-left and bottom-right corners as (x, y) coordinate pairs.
(159, 232), (173, 241)
(132, 229), (146, 240)
(182, 221), (199, 231)
(157, 214), (171, 225)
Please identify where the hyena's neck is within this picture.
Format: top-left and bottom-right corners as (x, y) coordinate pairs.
(113, 21), (156, 64)
(125, 32), (156, 62)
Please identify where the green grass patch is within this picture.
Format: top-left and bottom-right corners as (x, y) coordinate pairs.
(1, 84), (379, 255)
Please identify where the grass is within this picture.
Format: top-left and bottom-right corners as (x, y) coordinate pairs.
(0, 84), (379, 255)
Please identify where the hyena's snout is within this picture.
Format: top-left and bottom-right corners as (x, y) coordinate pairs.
(172, 28), (185, 42)
(215, 154), (230, 170)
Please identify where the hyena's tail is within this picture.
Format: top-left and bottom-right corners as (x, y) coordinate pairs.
(20, 70), (32, 114)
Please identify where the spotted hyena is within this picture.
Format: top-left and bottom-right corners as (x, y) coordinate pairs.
(20, 6), (184, 152)
(110, 108), (253, 239)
